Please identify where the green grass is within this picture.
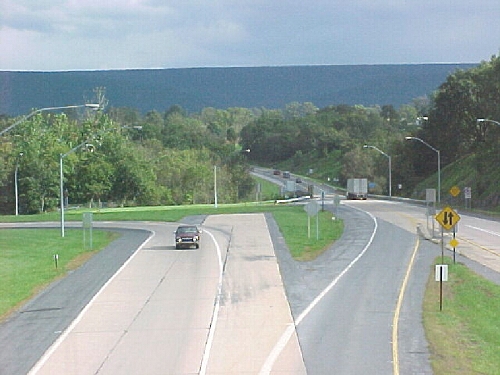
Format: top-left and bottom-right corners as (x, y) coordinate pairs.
(252, 176), (282, 201)
(423, 257), (500, 375)
(0, 229), (119, 320)
(272, 208), (343, 260)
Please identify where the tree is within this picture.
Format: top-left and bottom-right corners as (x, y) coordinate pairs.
(140, 110), (164, 141)
(73, 154), (114, 207)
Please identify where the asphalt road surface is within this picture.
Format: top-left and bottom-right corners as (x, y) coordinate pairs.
(270, 202), (436, 374)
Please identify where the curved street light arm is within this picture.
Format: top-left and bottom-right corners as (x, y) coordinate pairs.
(477, 118), (500, 127)
(405, 136), (441, 202)
(59, 125), (121, 237)
(404, 136), (439, 153)
(363, 144), (392, 198)
(363, 144), (389, 158)
(0, 103), (100, 137)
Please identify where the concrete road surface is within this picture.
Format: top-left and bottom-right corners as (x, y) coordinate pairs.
(25, 214), (305, 374)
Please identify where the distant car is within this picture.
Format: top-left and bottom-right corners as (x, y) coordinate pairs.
(282, 171), (290, 178)
(174, 225), (201, 249)
(273, 169), (281, 175)
(295, 177), (302, 183)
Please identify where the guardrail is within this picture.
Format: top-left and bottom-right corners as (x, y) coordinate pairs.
(367, 194), (427, 206)
(274, 196), (311, 204)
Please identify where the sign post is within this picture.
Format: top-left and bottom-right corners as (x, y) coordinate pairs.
(426, 189), (436, 237)
(83, 212), (93, 251)
(435, 206), (461, 263)
(435, 264), (448, 311)
(434, 206), (461, 311)
(464, 186), (472, 209)
(304, 201), (320, 239)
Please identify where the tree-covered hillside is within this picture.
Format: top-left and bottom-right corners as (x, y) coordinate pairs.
(0, 64), (474, 116)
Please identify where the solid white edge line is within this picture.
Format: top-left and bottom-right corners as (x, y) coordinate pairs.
(199, 228), (223, 375)
(465, 224), (500, 237)
(28, 230), (155, 375)
(259, 206), (378, 374)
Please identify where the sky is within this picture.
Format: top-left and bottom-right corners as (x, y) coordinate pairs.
(1, 0), (499, 71)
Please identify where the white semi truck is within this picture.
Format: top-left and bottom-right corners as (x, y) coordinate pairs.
(346, 178), (368, 200)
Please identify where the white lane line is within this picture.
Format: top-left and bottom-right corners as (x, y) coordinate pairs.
(28, 230), (155, 375)
(259, 208), (378, 374)
(465, 225), (500, 237)
(199, 228), (224, 375)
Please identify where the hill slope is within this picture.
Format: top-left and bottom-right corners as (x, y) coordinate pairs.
(0, 64), (475, 116)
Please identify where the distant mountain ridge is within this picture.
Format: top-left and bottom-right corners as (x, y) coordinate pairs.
(0, 64), (476, 116)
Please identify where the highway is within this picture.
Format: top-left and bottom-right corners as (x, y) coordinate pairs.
(1, 185), (499, 373)
(0, 217), (306, 374)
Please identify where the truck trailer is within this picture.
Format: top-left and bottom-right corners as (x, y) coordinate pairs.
(346, 178), (368, 200)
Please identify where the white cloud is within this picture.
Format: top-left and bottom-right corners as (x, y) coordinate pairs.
(0, 0), (499, 70)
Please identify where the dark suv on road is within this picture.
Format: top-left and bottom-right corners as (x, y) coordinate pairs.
(174, 225), (201, 249)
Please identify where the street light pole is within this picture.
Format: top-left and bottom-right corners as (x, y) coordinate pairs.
(0, 103), (99, 234)
(60, 140), (95, 237)
(0, 104), (100, 137)
(214, 165), (218, 208)
(59, 123), (126, 236)
(14, 152), (23, 215)
(405, 136), (441, 203)
(363, 145), (392, 199)
(60, 153), (65, 237)
(213, 148), (250, 208)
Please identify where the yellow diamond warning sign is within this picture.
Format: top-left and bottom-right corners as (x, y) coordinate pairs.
(450, 186), (461, 197)
(435, 206), (461, 230)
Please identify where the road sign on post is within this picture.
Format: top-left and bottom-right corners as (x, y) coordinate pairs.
(435, 206), (461, 264)
(304, 200), (320, 216)
(464, 186), (471, 199)
(304, 201), (320, 240)
(464, 186), (472, 209)
(449, 186), (460, 197)
(435, 206), (461, 231)
(435, 264), (448, 311)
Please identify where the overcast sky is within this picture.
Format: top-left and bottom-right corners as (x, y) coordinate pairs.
(1, 0), (499, 71)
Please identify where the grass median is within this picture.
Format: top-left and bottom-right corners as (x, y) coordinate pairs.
(0, 228), (119, 321)
(423, 256), (500, 374)
(0, 203), (343, 320)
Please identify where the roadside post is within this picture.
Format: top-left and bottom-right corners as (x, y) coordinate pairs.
(333, 194), (340, 218)
(304, 200), (320, 240)
(426, 189), (436, 238)
(464, 186), (472, 209)
(448, 187), (461, 263)
(435, 264), (448, 311)
(434, 205), (460, 311)
(435, 206), (461, 263)
(83, 212), (93, 251)
(256, 182), (261, 202)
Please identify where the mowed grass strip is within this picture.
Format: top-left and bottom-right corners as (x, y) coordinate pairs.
(0, 228), (119, 320)
(272, 207), (343, 261)
(423, 257), (500, 375)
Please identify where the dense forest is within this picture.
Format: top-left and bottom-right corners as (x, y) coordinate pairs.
(1, 55), (499, 214)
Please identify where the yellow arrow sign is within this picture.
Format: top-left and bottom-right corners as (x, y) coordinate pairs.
(435, 206), (461, 230)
